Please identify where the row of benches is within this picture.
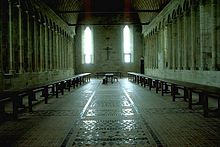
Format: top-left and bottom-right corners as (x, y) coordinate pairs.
(0, 73), (91, 121)
(127, 72), (220, 117)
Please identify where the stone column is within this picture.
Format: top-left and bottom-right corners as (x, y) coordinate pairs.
(17, 5), (23, 73)
(8, 0), (14, 73)
(57, 30), (60, 69)
(172, 20), (177, 69)
(177, 16), (182, 70)
(33, 15), (38, 72)
(55, 29), (59, 70)
(61, 32), (64, 69)
(26, 11), (32, 72)
(211, 0), (217, 70)
(51, 27), (54, 70)
(183, 12), (189, 70)
(39, 20), (44, 72)
(52, 28), (56, 70)
(149, 36), (152, 69)
(152, 34), (155, 69)
(65, 33), (67, 69)
(190, 4), (196, 70)
(155, 32), (158, 69)
(44, 22), (48, 71)
(48, 26), (52, 70)
(145, 36), (148, 68)
(54, 28), (57, 70)
(161, 27), (165, 69)
(154, 34), (156, 69)
(199, 1), (206, 70)
(58, 30), (61, 69)
(67, 35), (69, 69)
(167, 23), (172, 69)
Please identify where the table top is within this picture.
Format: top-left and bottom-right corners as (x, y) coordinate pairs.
(105, 73), (114, 76)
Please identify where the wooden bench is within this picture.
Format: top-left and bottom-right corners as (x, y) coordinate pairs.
(0, 73), (91, 121)
(127, 72), (220, 117)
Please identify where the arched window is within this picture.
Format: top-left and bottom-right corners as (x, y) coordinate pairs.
(82, 26), (94, 64)
(123, 25), (133, 63)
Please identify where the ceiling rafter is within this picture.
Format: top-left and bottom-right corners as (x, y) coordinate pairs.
(41, 0), (171, 26)
(56, 9), (160, 14)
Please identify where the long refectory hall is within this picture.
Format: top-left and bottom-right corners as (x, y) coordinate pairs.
(0, 0), (220, 146)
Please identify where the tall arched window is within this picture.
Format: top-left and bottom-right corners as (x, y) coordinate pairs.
(123, 25), (133, 63)
(82, 26), (94, 64)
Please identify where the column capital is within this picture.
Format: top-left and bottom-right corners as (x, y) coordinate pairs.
(16, 4), (21, 8)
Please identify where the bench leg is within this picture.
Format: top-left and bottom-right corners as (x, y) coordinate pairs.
(56, 83), (59, 98)
(188, 89), (192, 109)
(12, 96), (18, 120)
(183, 87), (188, 102)
(218, 98), (220, 116)
(44, 86), (49, 104)
(52, 84), (55, 95)
(161, 82), (164, 96)
(171, 84), (176, 102)
(149, 79), (152, 91)
(203, 94), (208, 117)
(28, 93), (33, 112)
(155, 80), (158, 93)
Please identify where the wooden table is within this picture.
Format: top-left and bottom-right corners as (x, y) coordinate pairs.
(105, 73), (114, 84)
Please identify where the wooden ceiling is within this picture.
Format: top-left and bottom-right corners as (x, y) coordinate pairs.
(41, 0), (170, 26)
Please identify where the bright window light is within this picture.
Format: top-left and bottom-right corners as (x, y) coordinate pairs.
(124, 54), (131, 63)
(82, 26), (93, 64)
(124, 25), (130, 54)
(123, 25), (133, 63)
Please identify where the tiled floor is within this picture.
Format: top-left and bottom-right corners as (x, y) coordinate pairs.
(0, 79), (220, 147)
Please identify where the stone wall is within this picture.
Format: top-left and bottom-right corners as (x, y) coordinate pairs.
(75, 24), (143, 77)
(0, 0), (76, 90)
(143, 0), (220, 87)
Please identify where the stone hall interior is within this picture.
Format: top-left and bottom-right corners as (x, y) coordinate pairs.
(0, 0), (220, 146)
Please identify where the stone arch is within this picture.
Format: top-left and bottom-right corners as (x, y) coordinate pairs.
(39, 11), (44, 23)
(183, 0), (190, 11)
(177, 5), (183, 16)
(44, 15), (49, 26)
(161, 18), (166, 29)
(167, 14), (172, 23)
(49, 19), (53, 29)
(171, 9), (177, 20)
(154, 26), (158, 33)
(158, 21), (162, 31)
(52, 22), (56, 30)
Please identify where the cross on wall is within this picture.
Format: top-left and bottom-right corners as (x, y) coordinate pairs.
(103, 46), (112, 60)
(103, 37), (112, 60)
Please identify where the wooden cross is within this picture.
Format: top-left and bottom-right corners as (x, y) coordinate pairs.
(103, 46), (112, 60)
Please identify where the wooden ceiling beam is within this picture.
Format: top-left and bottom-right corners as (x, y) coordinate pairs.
(67, 22), (149, 26)
(56, 9), (160, 14)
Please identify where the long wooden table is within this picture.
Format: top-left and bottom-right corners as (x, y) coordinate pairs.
(128, 72), (220, 117)
(95, 71), (122, 78)
(0, 73), (91, 120)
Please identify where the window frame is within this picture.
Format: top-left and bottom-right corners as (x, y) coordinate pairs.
(122, 25), (133, 63)
(82, 26), (94, 64)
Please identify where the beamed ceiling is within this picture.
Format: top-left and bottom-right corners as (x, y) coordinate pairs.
(41, 0), (171, 26)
